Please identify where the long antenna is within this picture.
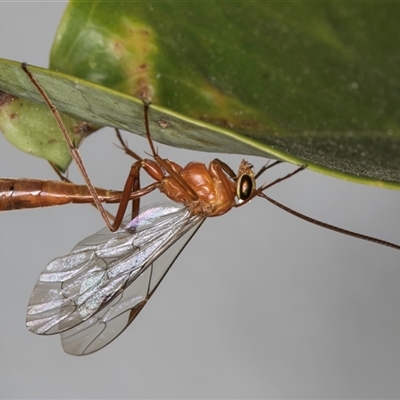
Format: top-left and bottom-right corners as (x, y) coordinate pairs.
(258, 192), (400, 251)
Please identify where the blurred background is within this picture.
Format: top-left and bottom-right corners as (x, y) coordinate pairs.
(1, 2), (399, 398)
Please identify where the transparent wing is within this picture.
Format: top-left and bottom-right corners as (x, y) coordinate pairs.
(26, 202), (204, 355)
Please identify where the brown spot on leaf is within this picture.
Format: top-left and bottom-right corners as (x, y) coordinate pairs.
(158, 118), (170, 129)
(199, 116), (235, 129)
(0, 91), (16, 107)
(199, 115), (266, 134)
(73, 121), (99, 136)
(140, 29), (150, 36)
(134, 78), (154, 101)
(114, 41), (124, 50)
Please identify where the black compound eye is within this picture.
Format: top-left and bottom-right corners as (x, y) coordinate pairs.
(237, 174), (254, 201)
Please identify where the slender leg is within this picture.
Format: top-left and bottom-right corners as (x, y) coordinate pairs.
(132, 103), (199, 200)
(115, 129), (143, 161)
(48, 162), (69, 182)
(21, 63), (123, 230)
(209, 159), (239, 200)
(213, 158), (237, 179)
(142, 101), (158, 158)
(110, 161), (159, 229)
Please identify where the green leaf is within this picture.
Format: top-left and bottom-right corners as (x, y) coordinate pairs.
(0, 87), (87, 172)
(0, 1), (399, 187)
